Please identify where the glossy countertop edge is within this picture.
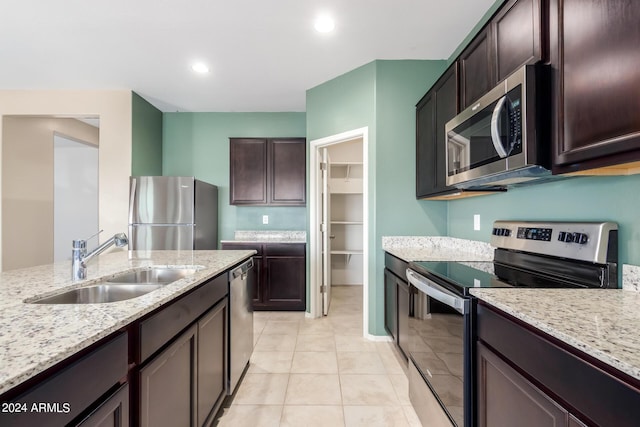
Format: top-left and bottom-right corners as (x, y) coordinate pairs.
(0, 249), (255, 396)
(470, 287), (640, 382)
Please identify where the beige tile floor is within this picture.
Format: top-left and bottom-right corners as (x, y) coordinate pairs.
(216, 286), (422, 427)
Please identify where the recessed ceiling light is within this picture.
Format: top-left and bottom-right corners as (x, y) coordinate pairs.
(191, 62), (210, 74)
(314, 15), (335, 33)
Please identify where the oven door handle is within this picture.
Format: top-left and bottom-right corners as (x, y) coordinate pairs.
(406, 269), (469, 315)
(490, 95), (509, 158)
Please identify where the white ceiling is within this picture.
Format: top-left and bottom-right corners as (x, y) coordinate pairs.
(0, 0), (497, 112)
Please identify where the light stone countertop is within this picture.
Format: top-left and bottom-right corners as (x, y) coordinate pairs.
(220, 230), (306, 244)
(382, 236), (494, 262)
(470, 288), (640, 381)
(0, 249), (255, 396)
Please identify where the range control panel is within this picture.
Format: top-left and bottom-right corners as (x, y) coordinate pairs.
(490, 221), (618, 264)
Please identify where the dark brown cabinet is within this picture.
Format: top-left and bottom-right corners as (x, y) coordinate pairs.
(416, 63), (459, 199)
(222, 242), (306, 311)
(384, 253), (410, 359)
(460, 28), (494, 109)
(78, 384), (129, 427)
(477, 302), (640, 427)
(550, 0), (640, 173)
(460, 0), (543, 109)
(477, 342), (568, 427)
(139, 325), (197, 427)
(230, 137), (306, 206)
(492, 0), (543, 84)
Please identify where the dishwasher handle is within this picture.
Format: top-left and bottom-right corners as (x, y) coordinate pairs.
(230, 258), (254, 281)
(406, 269), (469, 315)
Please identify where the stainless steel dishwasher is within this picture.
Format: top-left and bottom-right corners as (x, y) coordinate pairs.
(228, 258), (254, 394)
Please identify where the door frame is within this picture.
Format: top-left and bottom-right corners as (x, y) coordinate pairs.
(309, 127), (369, 337)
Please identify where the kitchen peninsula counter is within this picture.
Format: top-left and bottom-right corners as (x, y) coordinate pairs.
(0, 249), (255, 395)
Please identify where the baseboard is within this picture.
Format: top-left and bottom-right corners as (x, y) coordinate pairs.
(365, 333), (393, 342)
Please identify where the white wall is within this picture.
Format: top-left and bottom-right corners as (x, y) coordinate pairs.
(54, 135), (99, 262)
(0, 90), (132, 270)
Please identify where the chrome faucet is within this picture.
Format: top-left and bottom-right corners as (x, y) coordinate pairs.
(72, 231), (128, 281)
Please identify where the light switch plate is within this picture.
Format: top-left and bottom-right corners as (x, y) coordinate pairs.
(262, 215), (269, 225)
(473, 214), (480, 231)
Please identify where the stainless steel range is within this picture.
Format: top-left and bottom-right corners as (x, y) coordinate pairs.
(405, 221), (618, 427)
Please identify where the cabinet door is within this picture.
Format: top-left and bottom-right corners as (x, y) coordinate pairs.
(492, 0), (542, 83)
(477, 342), (568, 427)
(197, 301), (227, 427)
(230, 138), (267, 205)
(434, 64), (459, 191)
(416, 63), (458, 199)
(269, 138), (306, 206)
(416, 91), (436, 198)
(551, 0), (640, 171)
(384, 269), (397, 340)
(396, 277), (410, 359)
(77, 384), (129, 427)
(460, 27), (493, 109)
(139, 325), (197, 427)
(264, 256), (305, 310)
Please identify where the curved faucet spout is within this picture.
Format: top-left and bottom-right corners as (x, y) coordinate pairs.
(72, 232), (128, 281)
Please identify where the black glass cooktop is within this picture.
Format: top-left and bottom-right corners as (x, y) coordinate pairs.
(409, 259), (598, 296)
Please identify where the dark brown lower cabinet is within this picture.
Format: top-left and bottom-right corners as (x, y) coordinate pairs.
(78, 384), (129, 427)
(222, 242), (306, 311)
(477, 302), (640, 427)
(139, 297), (228, 427)
(477, 342), (568, 427)
(139, 324), (197, 427)
(383, 269), (398, 341)
(384, 253), (410, 359)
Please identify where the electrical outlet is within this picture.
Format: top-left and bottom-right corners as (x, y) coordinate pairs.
(473, 214), (481, 231)
(262, 215), (269, 225)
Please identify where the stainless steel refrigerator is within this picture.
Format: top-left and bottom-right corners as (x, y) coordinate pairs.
(128, 176), (218, 250)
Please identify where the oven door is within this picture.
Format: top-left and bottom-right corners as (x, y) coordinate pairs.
(406, 269), (474, 427)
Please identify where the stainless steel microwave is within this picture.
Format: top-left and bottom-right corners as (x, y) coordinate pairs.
(445, 65), (550, 189)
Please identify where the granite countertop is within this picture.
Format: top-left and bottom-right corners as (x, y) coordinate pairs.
(221, 230), (306, 244)
(470, 287), (640, 381)
(382, 236), (494, 262)
(0, 249), (255, 395)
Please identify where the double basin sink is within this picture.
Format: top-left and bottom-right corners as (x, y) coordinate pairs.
(30, 267), (200, 304)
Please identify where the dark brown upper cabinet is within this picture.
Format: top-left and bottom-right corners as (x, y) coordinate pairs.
(550, 0), (640, 173)
(416, 63), (459, 199)
(230, 137), (306, 206)
(492, 0), (543, 83)
(460, 0), (543, 110)
(460, 28), (494, 110)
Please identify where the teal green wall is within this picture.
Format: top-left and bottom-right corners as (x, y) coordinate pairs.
(131, 92), (163, 175)
(447, 175), (640, 284)
(162, 113), (306, 244)
(306, 60), (449, 335)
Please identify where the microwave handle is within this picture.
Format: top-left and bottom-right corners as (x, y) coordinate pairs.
(406, 269), (469, 315)
(490, 95), (509, 158)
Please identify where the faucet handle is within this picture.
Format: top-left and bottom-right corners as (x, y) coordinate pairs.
(85, 229), (104, 243)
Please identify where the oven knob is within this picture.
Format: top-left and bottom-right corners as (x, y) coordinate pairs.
(492, 228), (499, 236)
(563, 232), (574, 243)
(502, 229), (511, 237)
(558, 232), (566, 241)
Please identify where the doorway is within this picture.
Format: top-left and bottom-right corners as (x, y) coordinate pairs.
(309, 127), (369, 337)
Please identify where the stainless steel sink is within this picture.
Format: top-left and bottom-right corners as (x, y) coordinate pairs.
(28, 267), (200, 304)
(106, 267), (199, 285)
(30, 284), (166, 304)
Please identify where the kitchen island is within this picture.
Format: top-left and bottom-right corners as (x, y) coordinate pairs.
(0, 249), (255, 426)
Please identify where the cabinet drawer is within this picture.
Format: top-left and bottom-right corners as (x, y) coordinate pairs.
(138, 274), (227, 363)
(264, 243), (305, 257)
(384, 252), (408, 282)
(1, 332), (128, 427)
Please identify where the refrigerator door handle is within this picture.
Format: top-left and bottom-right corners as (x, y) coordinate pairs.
(129, 177), (137, 224)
